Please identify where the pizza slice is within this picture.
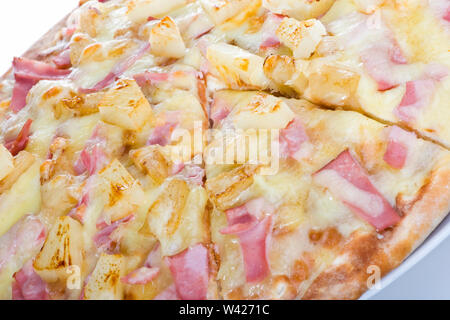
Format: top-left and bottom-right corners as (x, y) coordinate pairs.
(204, 90), (450, 299)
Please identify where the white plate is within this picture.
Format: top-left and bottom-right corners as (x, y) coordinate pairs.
(360, 213), (450, 299)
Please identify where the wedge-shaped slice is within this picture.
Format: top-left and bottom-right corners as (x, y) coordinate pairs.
(207, 90), (450, 300)
(99, 79), (155, 131)
(263, 0), (336, 21)
(0, 145), (14, 181)
(276, 18), (326, 59)
(127, 0), (188, 23)
(84, 254), (125, 300)
(34, 216), (84, 284)
(144, 178), (208, 256)
(207, 43), (271, 89)
(97, 159), (146, 224)
(149, 16), (186, 59)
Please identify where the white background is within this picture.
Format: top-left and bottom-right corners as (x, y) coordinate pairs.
(1, 0), (449, 299)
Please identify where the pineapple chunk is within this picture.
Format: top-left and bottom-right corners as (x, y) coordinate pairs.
(99, 79), (155, 131)
(34, 216), (84, 283)
(263, 0), (335, 20)
(127, 0), (188, 23)
(0, 157), (40, 237)
(98, 159), (146, 224)
(205, 165), (258, 210)
(144, 179), (208, 256)
(130, 145), (170, 185)
(276, 18), (326, 59)
(200, 0), (256, 25)
(305, 63), (361, 108)
(0, 145), (14, 181)
(149, 16), (186, 59)
(231, 92), (295, 130)
(263, 55), (296, 88)
(84, 254), (125, 300)
(207, 43), (270, 89)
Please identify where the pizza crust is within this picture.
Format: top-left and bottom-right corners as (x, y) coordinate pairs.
(302, 154), (450, 299)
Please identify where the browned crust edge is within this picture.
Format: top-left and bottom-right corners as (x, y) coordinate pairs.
(302, 154), (450, 300)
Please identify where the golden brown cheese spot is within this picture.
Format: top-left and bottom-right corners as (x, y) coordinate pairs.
(43, 87), (62, 100)
(308, 227), (343, 249)
(291, 258), (310, 284)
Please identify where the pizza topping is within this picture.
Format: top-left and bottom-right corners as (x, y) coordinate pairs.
(279, 118), (309, 159)
(4, 119), (32, 156)
(166, 243), (209, 300)
(394, 79), (436, 122)
(12, 260), (48, 300)
(73, 126), (108, 176)
(221, 199), (273, 283)
(0, 215), (46, 273)
(11, 57), (71, 112)
(276, 17), (326, 59)
(360, 42), (409, 91)
(93, 214), (135, 252)
(259, 13), (284, 50)
(176, 163), (205, 186)
(313, 150), (400, 230)
(121, 267), (160, 285)
(134, 71), (171, 87)
(149, 16), (186, 59)
(148, 120), (179, 146)
(154, 284), (180, 300)
(52, 49), (72, 69)
(384, 126), (417, 169)
(79, 42), (150, 94)
(210, 95), (231, 125)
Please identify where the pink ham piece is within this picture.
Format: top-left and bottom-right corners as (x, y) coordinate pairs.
(80, 42), (150, 94)
(210, 95), (230, 125)
(259, 13), (284, 50)
(52, 49), (72, 69)
(11, 57), (71, 112)
(12, 260), (49, 300)
(279, 118), (309, 159)
(361, 42), (408, 91)
(394, 79), (436, 123)
(176, 164), (205, 186)
(93, 215), (135, 252)
(148, 121), (178, 146)
(73, 126), (108, 176)
(4, 119), (32, 156)
(313, 150), (401, 230)
(0, 215), (46, 273)
(166, 244), (209, 300)
(133, 71), (170, 87)
(383, 126), (417, 169)
(121, 267), (160, 285)
(154, 284), (180, 300)
(220, 198), (273, 283)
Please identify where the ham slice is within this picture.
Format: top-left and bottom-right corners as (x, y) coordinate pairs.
(148, 121), (179, 146)
(394, 79), (437, 123)
(259, 13), (284, 50)
(4, 119), (32, 156)
(11, 57), (70, 112)
(154, 284), (180, 300)
(12, 260), (48, 300)
(313, 150), (401, 230)
(361, 42), (408, 91)
(121, 267), (160, 285)
(166, 244), (209, 300)
(93, 215), (134, 251)
(176, 164), (205, 186)
(80, 42), (150, 93)
(220, 198), (273, 283)
(279, 118), (309, 159)
(52, 49), (72, 69)
(0, 215), (46, 273)
(210, 95), (230, 125)
(133, 71), (170, 87)
(73, 126), (108, 176)
(383, 126), (417, 169)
